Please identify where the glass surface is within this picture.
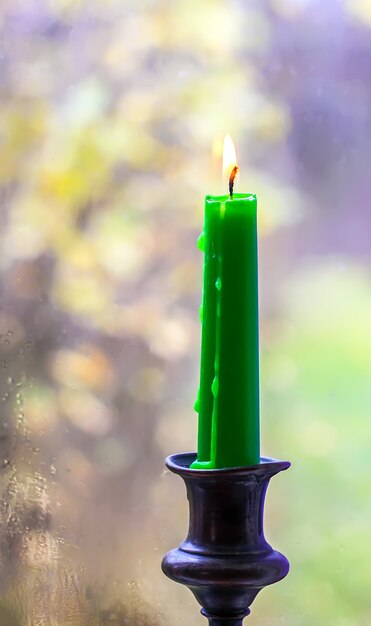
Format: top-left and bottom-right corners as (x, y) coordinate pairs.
(0, 1), (370, 624)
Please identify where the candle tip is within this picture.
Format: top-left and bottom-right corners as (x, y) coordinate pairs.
(229, 165), (239, 199)
(223, 134), (239, 198)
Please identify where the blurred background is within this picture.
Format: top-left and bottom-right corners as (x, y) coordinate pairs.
(0, 0), (371, 624)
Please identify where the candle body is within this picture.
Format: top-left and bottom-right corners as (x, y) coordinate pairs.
(192, 193), (260, 469)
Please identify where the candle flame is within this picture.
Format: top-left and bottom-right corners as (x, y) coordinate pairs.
(223, 134), (239, 198)
(223, 134), (238, 178)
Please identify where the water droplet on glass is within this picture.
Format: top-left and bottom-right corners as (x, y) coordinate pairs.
(7, 377), (14, 385)
(215, 276), (221, 291)
(50, 464), (57, 476)
(16, 393), (23, 406)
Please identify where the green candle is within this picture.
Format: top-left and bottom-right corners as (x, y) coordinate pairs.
(192, 138), (260, 469)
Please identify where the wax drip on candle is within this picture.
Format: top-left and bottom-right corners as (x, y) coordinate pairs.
(197, 231), (205, 251)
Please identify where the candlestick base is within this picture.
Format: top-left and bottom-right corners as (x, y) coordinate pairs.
(161, 453), (290, 626)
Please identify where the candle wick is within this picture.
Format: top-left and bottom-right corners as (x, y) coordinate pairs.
(229, 166), (239, 199)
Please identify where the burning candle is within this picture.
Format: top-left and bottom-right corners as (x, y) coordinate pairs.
(192, 135), (260, 469)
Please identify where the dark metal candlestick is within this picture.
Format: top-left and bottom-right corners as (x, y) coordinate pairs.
(162, 452), (290, 625)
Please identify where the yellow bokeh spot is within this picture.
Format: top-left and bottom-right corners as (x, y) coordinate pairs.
(51, 344), (114, 391)
(347, 0), (371, 25)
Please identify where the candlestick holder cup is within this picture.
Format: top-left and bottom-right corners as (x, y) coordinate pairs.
(162, 452), (290, 626)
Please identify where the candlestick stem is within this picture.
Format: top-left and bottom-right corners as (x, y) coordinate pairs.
(207, 619), (244, 625)
(203, 610), (248, 626)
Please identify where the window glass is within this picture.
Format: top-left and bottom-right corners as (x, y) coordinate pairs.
(0, 1), (370, 625)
